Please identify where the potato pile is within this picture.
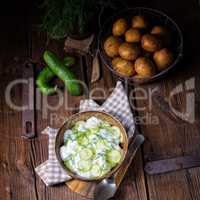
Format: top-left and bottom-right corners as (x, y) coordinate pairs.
(103, 15), (174, 78)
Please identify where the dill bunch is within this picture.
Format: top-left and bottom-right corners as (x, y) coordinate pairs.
(40, 0), (99, 40)
(40, 0), (120, 40)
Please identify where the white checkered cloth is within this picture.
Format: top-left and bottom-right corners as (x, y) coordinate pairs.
(35, 81), (135, 186)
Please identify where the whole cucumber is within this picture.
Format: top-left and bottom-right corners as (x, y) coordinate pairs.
(36, 67), (57, 95)
(36, 56), (76, 95)
(43, 51), (81, 96)
(63, 56), (76, 66)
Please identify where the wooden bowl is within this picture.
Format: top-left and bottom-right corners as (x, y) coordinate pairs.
(55, 111), (128, 181)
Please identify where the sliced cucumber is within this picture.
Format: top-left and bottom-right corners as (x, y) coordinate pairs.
(101, 164), (111, 176)
(103, 139), (112, 149)
(111, 126), (121, 139)
(96, 137), (113, 153)
(90, 127), (99, 134)
(85, 117), (101, 129)
(60, 146), (69, 161)
(64, 129), (73, 143)
(79, 148), (94, 160)
(77, 135), (89, 146)
(74, 121), (86, 132)
(85, 129), (97, 138)
(78, 160), (92, 172)
(106, 149), (122, 167)
(86, 132), (99, 141)
(91, 165), (101, 177)
(100, 122), (110, 128)
(73, 143), (82, 153)
(64, 160), (74, 172)
(96, 139), (109, 151)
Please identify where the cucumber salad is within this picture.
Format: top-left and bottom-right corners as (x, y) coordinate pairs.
(60, 116), (123, 179)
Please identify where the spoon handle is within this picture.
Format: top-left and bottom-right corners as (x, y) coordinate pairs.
(115, 134), (145, 187)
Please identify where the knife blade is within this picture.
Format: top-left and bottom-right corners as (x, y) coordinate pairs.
(145, 155), (200, 175)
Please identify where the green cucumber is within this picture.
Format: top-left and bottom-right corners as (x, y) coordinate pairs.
(96, 139), (110, 151)
(90, 127), (99, 134)
(111, 126), (121, 139)
(101, 163), (111, 176)
(79, 148), (93, 160)
(77, 136), (89, 146)
(63, 56), (76, 67)
(43, 50), (81, 96)
(106, 149), (122, 167)
(64, 160), (74, 172)
(36, 56), (75, 95)
(36, 67), (57, 95)
(78, 160), (92, 172)
(74, 121), (86, 132)
(91, 165), (101, 177)
(100, 122), (110, 128)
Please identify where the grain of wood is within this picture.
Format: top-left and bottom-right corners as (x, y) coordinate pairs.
(1, 0), (200, 200)
(132, 1), (200, 200)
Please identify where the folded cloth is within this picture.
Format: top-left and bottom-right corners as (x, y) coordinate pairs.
(35, 81), (135, 186)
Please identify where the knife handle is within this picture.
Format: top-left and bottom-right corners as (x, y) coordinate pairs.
(115, 134), (145, 187)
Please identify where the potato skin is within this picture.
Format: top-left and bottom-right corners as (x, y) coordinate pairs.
(153, 48), (174, 71)
(112, 57), (121, 67)
(141, 34), (162, 52)
(104, 36), (122, 57)
(112, 18), (128, 36)
(112, 57), (135, 76)
(119, 42), (141, 61)
(151, 26), (171, 46)
(125, 28), (141, 43)
(151, 26), (168, 35)
(132, 15), (148, 29)
(135, 57), (156, 77)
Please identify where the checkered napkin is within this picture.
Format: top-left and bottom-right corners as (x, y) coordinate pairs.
(35, 81), (135, 186)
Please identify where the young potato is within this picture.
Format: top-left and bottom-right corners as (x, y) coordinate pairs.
(135, 57), (156, 77)
(153, 48), (174, 71)
(104, 36), (122, 57)
(112, 57), (121, 66)
(151, 25), (169, 35)
(119, 42), (141, 61)
(112, 57), (135, 76)
(151, 26), (171, 46)
(141, 34), (162, 52)
(125, 28), (141, 43)
(112, 18), (128, 36)
(132, 15), (148, 29)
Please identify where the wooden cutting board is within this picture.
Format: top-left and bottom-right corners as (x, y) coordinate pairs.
(66, 180), (96, 199)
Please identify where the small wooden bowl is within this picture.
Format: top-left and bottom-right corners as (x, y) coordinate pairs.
(55, 111), (128, 182)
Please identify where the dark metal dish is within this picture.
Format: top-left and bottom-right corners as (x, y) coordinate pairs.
(99, 7), (183, 84)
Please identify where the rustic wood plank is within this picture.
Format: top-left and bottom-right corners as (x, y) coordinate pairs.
(131, 1), (200, 200)
(0, 12), (40, 200)
(1, 0), (200, 200)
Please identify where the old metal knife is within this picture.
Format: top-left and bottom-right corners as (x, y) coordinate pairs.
(21, 60), (36, 139)
(145, 155), (200, 175)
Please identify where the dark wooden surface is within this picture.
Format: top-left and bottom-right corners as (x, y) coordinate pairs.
(0, 0), (200, 199)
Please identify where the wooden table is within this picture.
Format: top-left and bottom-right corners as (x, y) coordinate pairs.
(0, 0), (200, 199)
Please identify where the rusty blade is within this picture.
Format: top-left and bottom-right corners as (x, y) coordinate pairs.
(145, 155), (200, 175)
(21, 60), (36, 139)
(91, 52), (100, 83)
